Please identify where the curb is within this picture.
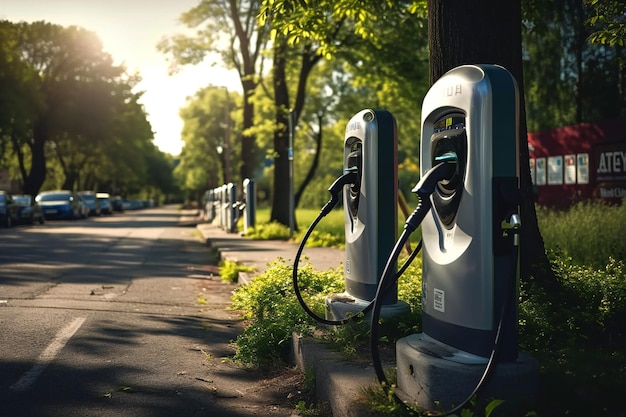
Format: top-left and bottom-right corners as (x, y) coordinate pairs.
(291, 333), (381, 417)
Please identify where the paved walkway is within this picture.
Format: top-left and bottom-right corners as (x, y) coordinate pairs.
(195, 218), (345, 280)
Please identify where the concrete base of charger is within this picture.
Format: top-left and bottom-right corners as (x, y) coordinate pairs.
(396, 333), (540, 417)
(325, 293), (410, 321)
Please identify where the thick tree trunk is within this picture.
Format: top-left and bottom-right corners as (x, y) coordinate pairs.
(22, 122), (48, 196)
(427, 0), (555, 286)
(270, 41), (292, 228)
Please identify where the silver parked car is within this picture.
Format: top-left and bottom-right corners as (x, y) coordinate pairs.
(96, 192), (113, 215)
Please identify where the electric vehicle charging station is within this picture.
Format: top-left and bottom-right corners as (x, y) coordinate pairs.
(217, 184), (226, 230)
(242, 178), (256, 235)
(325, 109), (410, 321)
(391, 64), (539, 413)
(204, 189), (215, 222)
(226, 182), (238, 233)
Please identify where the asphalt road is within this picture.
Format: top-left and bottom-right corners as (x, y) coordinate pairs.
(0, 206), (301, 417)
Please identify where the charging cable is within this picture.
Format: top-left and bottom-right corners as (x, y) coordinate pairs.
(292, 168), (362, 326)
(292, 166), (422, 326)
(369, 153), (521, 416)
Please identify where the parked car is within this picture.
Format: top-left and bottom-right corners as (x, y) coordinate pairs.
(13, 194), (45, 225)
(0, 191), (21, 228)
(35, 190), (82, 220)
(96, 192), (113, 215)
(111, 196), (125, 212)
(77, 191), (100, 216)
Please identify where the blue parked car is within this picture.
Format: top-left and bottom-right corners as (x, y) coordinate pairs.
(13, 194), (45, 225)
(36, 190), (82, 220)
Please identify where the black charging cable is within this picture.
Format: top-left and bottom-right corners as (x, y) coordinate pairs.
(369, 157), (521, 416)
(292, 168), (422, 326)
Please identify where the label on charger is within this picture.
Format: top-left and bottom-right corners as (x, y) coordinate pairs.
(433, 288), (445, 312)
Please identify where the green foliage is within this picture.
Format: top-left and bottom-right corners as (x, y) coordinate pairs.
(586, 0), (626, 47)
(536, 201), (626, 268)
(519, 251), (626, 350)
(219, 260), (255, 284)
(176, 86), (242, 193)
(230, 260), (344, 368)
(244, 221), (292, 240)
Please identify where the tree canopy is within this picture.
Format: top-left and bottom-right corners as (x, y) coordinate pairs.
(0, 20), (177, 201)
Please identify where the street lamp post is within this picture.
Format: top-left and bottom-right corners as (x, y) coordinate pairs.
(220, 87), (231, 185)
(216, 145), (227, 185)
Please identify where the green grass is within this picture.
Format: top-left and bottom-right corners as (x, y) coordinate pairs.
(537, 201), (626, 268)
(248, 207), (422, 249)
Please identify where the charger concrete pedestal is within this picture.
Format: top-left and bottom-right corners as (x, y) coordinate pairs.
(326, 293), (410, 321)
(396, 334), (540, 417)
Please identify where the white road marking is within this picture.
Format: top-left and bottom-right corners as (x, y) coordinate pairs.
(10, 317), (86, 392)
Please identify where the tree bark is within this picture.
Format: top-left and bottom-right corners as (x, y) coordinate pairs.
(427, 0), (555, 286)
(22, 120), (48, 196)
(270, 40), (291, 227)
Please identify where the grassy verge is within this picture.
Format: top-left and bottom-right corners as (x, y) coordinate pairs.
(231, 201), (626, 416)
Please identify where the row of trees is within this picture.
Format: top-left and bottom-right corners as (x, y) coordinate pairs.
(164, 0), (625, 228)
(0, 20), (178, 200)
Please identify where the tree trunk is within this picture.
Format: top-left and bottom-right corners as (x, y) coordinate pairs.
(270, 41), (292, 227)
(22, 121), (48, 196)
(270, 40), (323, 227)
(240, 77), (256, 181)
(295, 112), (323, 208)
(427, 0), (555, 286)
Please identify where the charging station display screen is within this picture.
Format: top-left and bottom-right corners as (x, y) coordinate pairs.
(433, 114), (465, 133)
(430, 113), (467, 228)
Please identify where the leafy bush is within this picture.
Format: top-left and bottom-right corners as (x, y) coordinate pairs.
(229, 246), (426, 366)
(519, 250), (626, 350)
(230, 259), (344, 368)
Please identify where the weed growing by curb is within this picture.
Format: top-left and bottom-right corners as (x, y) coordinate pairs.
(219, 260), (255, 283)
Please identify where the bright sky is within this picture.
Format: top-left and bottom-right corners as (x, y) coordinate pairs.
(1, 0), (241, 155)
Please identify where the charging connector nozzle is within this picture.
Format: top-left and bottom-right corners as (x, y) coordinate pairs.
(412, 152), (458, 197)
(404, 152), (458, 232)
(320, 168), (359, 217)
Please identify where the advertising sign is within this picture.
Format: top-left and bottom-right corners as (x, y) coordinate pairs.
(577, 153), (589, 184)
(535, 157), (546, 185)
(548, 156), (563, 185)
(564, 154), (576, 184)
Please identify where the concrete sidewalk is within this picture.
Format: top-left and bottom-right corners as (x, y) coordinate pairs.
(196, 219), (345, 282)
(188, 211), (382, 417)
